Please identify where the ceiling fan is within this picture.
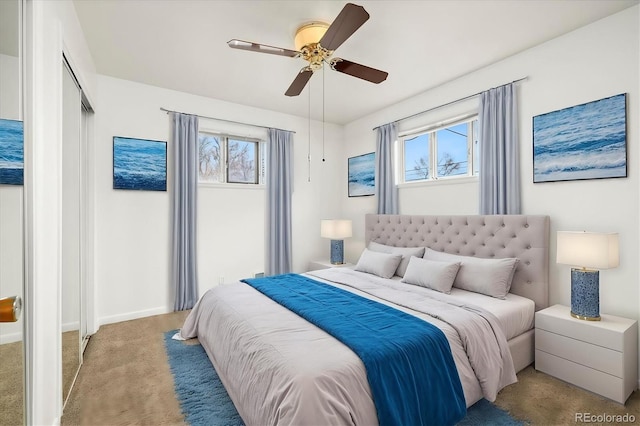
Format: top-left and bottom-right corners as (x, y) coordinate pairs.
(227, 3), (388, 97)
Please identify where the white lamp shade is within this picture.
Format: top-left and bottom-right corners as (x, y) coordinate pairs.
(557, 231), (619, 270)
(321, 220), (352, 240)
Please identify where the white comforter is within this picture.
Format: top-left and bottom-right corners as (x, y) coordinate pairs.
(179, 269), (517, 425)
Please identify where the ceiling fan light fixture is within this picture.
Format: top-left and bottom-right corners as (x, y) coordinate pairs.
(294, 22), (330, 51)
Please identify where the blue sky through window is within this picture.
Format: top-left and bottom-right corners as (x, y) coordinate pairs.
(403, 120), (475, 182)
(404, 134), (429, 181)
(436, 123), (468, 176)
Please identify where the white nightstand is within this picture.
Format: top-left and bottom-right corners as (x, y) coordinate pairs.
(308, 260), (354, 271)
(535, 304), (638, 404)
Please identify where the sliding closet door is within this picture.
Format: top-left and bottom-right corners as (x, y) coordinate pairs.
(61, 60), (81, 404)
(80, 104), (89, 352)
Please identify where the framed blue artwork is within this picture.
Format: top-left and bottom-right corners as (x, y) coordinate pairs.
(348, 152), (375, 197)
(0, 118), (24, 186)
(113, 136), (167, 191)
(533, 94), (627, 183)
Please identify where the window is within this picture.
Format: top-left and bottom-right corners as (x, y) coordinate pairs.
(401, 117), (478, 183)
(198, 132), (265, 185)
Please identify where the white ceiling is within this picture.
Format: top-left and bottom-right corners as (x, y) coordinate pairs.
(73, 0), (638, 125)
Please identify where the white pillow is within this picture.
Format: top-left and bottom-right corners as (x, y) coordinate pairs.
(368, 242), (426, 277)
(401, 257), (461, 294)
(422, 248), (519, 299)
(355, 249), (403, 279)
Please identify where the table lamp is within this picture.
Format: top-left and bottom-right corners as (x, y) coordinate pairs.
(321, 220), (352, 264)
(556, 231), (619, 321)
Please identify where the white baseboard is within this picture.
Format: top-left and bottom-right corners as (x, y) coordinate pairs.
(98, 306), (172, 327)
(61, 321), (79, 333)
(2, 322), (81, 344)
(0, 331), (23, 344)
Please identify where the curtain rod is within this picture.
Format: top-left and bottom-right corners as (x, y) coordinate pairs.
(160, 107), (296, 134)
(372, 77), (528, 131)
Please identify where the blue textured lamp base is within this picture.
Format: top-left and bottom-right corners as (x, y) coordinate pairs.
(330, 239), (344, 265)
(570, 268), (601, 321)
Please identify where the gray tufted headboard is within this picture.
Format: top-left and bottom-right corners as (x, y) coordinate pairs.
(365, 214), (550, 311)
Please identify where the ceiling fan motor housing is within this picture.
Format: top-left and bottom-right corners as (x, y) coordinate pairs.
(295, 22), (332, 70)
(301, 43), (332, 70)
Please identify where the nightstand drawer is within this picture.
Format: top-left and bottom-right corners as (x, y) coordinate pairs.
(535, 307), (633, 351)
(535, 329), (623, 377)
(536, 350), (625, 403)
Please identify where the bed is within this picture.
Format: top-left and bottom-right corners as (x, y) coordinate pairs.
(179, 214), (549, 425)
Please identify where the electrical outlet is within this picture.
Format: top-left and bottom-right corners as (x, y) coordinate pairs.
(219, 276), (224, 285)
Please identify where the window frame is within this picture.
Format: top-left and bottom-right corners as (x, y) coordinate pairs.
(399, 114), (479, 185)
(198, 131), (265, 187)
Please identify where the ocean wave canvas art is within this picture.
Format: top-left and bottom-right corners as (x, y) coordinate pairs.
(533, 94), (626, 183)
(348, 152), (375, 197)
(113, 136), (167, 191)
(0, 118), (24, 186)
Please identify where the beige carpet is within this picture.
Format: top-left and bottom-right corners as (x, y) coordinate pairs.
(496, 366), (639, 425)
(62, 311), (189, 426)
(61, 311), (638, 425)
(0, 339), (23, 426)
(0, 330), (81, 426)
(63, 330), (81, 404)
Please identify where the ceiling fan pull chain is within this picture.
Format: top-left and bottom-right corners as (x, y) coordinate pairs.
(308, 78), (311, 182)
(322, 66), (326, 162)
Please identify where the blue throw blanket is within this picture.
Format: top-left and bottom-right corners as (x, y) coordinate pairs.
(242, 273), (466, 426)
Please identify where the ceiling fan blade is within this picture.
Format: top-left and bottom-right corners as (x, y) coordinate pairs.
(285, 68), (314, 96)
(330, 58), (388, 84)
(319, 3), (369, 51)
(227, 39), (299, 58)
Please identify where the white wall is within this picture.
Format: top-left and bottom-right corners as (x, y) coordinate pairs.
(343, 6), (639, 375)
(0, 53), (19, 118)
(93, 75), (343, 325)
(342, 79), (484, 260)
